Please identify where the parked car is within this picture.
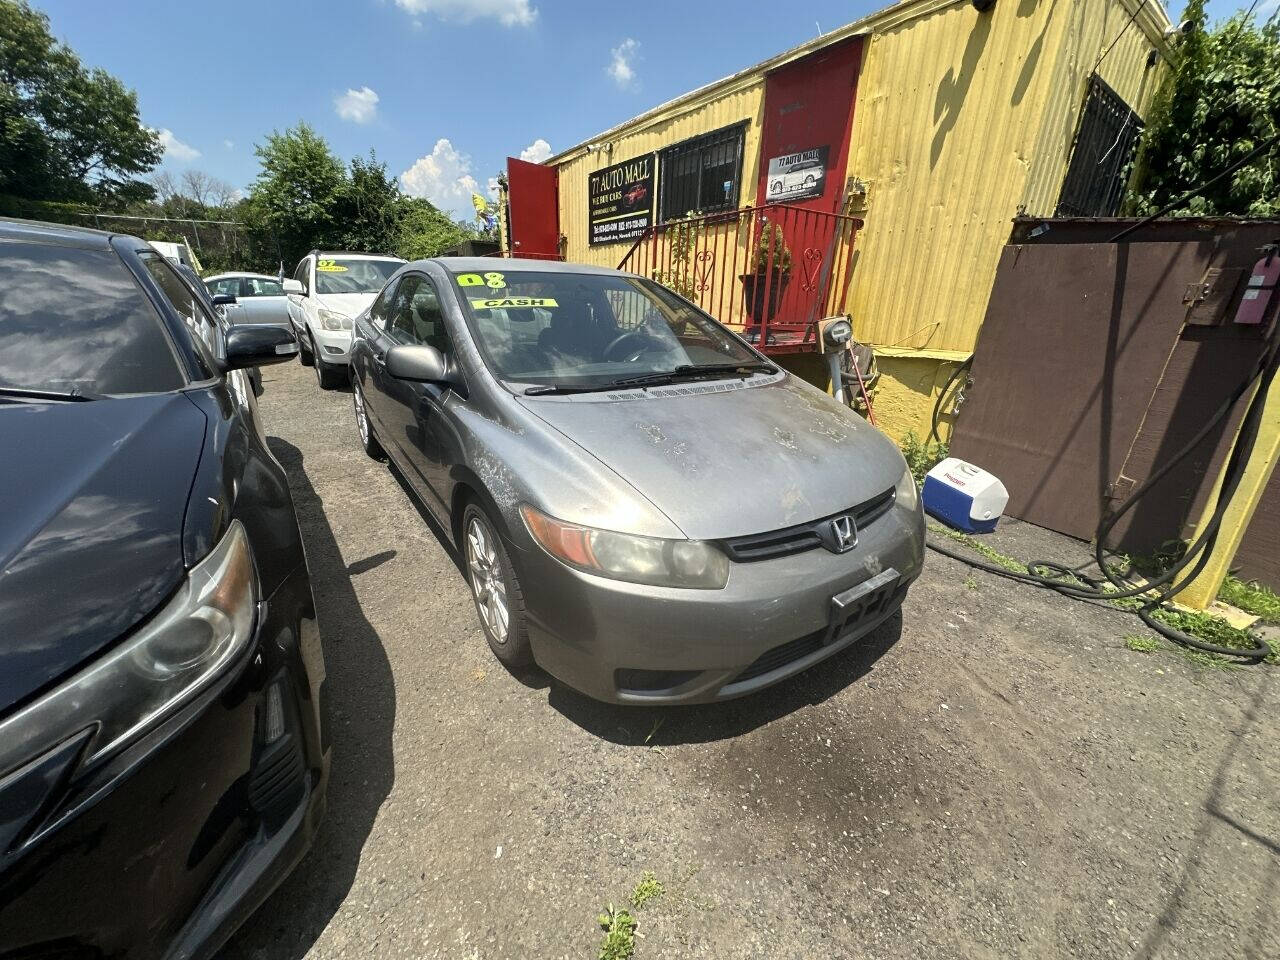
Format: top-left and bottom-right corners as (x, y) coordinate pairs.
(206, 272), (293, 325)
(349, 258), (924, 705)
(284, 250), (406, 389)
(0, 218), (328, 960)
(148, 238), (195, 268)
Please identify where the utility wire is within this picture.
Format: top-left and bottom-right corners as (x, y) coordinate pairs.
(1094, 0), (1149, 73)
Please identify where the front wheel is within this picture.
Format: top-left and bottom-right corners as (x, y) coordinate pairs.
(462, 503), (532, 668)
(312, 333), (343, 389)
(298, 326), (314, 366)
(352, 380), (384, 459)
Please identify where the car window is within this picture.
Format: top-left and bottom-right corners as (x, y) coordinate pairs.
(448, 268), (756, 387)
(207, 277), (240, 298)
(139, 253), (219, 374)
(0, 240), (185, 395)
(245, 277), (283, 297)
(368, 280), (396, 331)
(314, 257), (402, 295)
(386, 274), (453, 354)
(293, 258), (311, 294)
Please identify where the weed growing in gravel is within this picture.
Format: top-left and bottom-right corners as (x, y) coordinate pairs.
(1218, 576), (1280, 622)
(597, 905), (637, 960)
(964, 574), (978, 591)
(1125, 634), (1161, 653)
(901, 432), (948, 484)
(630, 872), (664, 910)
(928, 524), (1272, 662)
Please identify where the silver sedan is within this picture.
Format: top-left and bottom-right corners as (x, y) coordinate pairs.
(205, 273), (292, 325)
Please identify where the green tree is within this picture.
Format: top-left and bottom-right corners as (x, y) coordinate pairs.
(1129, 4), (1280, 216)
(395, 197), (472, 259)
(242, 122), (348, 271)
(0, 0), (160, 202)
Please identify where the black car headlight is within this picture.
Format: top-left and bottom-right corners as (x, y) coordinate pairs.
(0, 522), (257, 776)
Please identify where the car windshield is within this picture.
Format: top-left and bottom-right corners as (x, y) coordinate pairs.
(315, 257), (401, 295)
(0, 241), (184, 395)
(450, 269), (761, 389)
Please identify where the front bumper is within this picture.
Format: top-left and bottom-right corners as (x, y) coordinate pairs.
(0, 565), (329, 960)
(310, 326), (352, 364)
(516, 498), (925, 704)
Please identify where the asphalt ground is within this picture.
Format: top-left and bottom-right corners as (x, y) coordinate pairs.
(222, 358), (1279, 960)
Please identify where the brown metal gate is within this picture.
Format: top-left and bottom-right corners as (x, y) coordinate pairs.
(950, 218), (1280, 556)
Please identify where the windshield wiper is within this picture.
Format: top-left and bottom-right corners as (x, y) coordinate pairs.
(522, 383), (615, 396)
(0, 386), (101, 403)
(608, 362), (776, 390)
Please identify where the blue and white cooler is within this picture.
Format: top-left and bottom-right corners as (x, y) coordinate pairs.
(921, 457), (1009, 534)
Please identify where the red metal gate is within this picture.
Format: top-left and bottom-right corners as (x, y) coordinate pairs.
(505, 157), (561, 260)
(616, 203), (863, 353)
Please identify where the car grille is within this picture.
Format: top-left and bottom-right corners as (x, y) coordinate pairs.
(718, 488), (895, 562)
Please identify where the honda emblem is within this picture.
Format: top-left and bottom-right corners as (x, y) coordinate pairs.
(826, 514), (858, 553)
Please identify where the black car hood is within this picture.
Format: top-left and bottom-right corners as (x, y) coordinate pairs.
(0, 394), (206, 712)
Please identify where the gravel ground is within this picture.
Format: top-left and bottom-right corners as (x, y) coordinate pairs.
(221, 360), (1279, 960)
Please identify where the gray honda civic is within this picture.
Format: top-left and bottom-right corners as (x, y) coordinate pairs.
(349, 258), (924, 704)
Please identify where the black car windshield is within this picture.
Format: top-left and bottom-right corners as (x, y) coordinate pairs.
(450, 269), (760, 388)
(0, 241), (184, 395)
(315, 257), (401, 295)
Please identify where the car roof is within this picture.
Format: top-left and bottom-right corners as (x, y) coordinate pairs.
(308, 250), (406, 260)
(423, 257), (636, 278)
(205, 272), (280, 281)
(0, 217), (118, 251)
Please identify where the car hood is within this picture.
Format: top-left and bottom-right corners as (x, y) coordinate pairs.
(518, 374), (906, 540)
(316, 292), (378, 319)
(0, 394), (206, 712)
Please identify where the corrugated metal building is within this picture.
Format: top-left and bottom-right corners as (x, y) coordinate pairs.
(500, 0), (1173, 440)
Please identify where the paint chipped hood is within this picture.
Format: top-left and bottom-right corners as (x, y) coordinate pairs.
(517, 373), (907, 540)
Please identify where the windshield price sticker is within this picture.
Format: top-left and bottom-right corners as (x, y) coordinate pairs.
(316, 258), (348, 272)
(456, 272), (506, 289)
(469, 297), (558, 309)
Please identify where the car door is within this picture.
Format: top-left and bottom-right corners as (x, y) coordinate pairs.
(353, 278), (399, 439)
(241, 277), (289, 324)
(376, 272), (461, 517)
(207, 276), (246, 324)
(286, 258), (312, 335)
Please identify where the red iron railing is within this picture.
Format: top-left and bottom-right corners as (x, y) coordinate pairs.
(617, 204), (863, 353)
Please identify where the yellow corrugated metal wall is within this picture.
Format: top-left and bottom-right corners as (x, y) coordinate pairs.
(555, 83), (767, 265)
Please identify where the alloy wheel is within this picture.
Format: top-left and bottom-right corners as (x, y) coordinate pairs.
(311, 335), (323, 385)
(466, 517), (509, 642)
(353, 385), (369, 444)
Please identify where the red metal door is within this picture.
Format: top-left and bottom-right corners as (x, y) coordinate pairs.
(755, 37), (862, 323)
(506, 157), (560, 260)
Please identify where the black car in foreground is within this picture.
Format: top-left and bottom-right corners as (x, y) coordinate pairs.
(0, 219), (328, 960)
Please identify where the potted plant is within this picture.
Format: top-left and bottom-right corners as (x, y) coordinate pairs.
(740, 220), (792, 323)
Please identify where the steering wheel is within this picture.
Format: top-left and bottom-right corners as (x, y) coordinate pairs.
(602, 330), (652, 363)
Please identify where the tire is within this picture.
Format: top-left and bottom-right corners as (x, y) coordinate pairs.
(311, 333), (343, 389)
(461, 503), (532, 668)
(298, 327), (314, 366)
(352, 380), (384, 459)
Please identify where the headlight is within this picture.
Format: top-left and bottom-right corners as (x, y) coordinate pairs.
(0, 522), (257, 776)
(318, 309), (352, 331)
(895, 464), (920, 509)
(520, 505), (729, 589)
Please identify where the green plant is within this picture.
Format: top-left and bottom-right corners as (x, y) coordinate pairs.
(900, 431), (948, 484)
(597, 905), (637, 960)
(630, 871), (664, 910)
(753, 220), (792, 273)
(964, 574), (978, 591)
(651, 211), (702, 300)
(1218, 576), (1280, 622)
(1125, 634), (1161, 653)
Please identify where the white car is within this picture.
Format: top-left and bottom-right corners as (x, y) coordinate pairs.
(284, 251), (406, 388)
(205, 272), (292, 325)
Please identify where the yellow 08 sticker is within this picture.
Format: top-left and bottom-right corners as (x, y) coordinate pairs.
(456, 272), (507, 288)
(469, 297), (558, 309)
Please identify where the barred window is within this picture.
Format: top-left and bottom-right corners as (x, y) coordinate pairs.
(658, 123), (747, 221)
(1055, 75), (1144, 218)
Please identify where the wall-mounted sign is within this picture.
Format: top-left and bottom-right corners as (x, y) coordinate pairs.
(764, 145), (830, 204)
(588, 154), (655, 246)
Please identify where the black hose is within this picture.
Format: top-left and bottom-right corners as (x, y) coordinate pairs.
(929, 355), (974, 445)
(926, 320), (1280, 662)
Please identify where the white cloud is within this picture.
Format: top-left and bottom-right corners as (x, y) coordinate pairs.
(393, 0), (536, 27)
(519, 138), (552, 164)
(223, 139), (234, 150)
(399, 138), (483, 218)
(608, 38), (640, 89)
(487, 176), (500, 199)
(155, 128), (200, 163)
(335, 86), (380, 124)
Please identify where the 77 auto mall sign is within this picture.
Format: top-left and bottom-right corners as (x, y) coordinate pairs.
(588, 154), (655, 246)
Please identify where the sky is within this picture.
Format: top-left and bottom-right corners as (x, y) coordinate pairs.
(34, 0), (1275, 221)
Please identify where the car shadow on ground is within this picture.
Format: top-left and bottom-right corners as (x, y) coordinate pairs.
(218, 438), (396, 960)
(546, 613), (905, 746)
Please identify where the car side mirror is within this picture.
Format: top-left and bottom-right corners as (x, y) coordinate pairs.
(282, 278), (306, 296)
(386, 344), (450, 383)
(224, 323), (299, 371)
(211, 293), (237, 306)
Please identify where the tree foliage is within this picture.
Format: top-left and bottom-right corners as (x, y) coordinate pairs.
(1129, 3), (1280, 217)
(0, 0), (160, 202)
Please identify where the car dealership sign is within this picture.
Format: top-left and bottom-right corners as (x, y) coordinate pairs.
(765, 145), (829, 203)
(588, 154), (655, 246)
